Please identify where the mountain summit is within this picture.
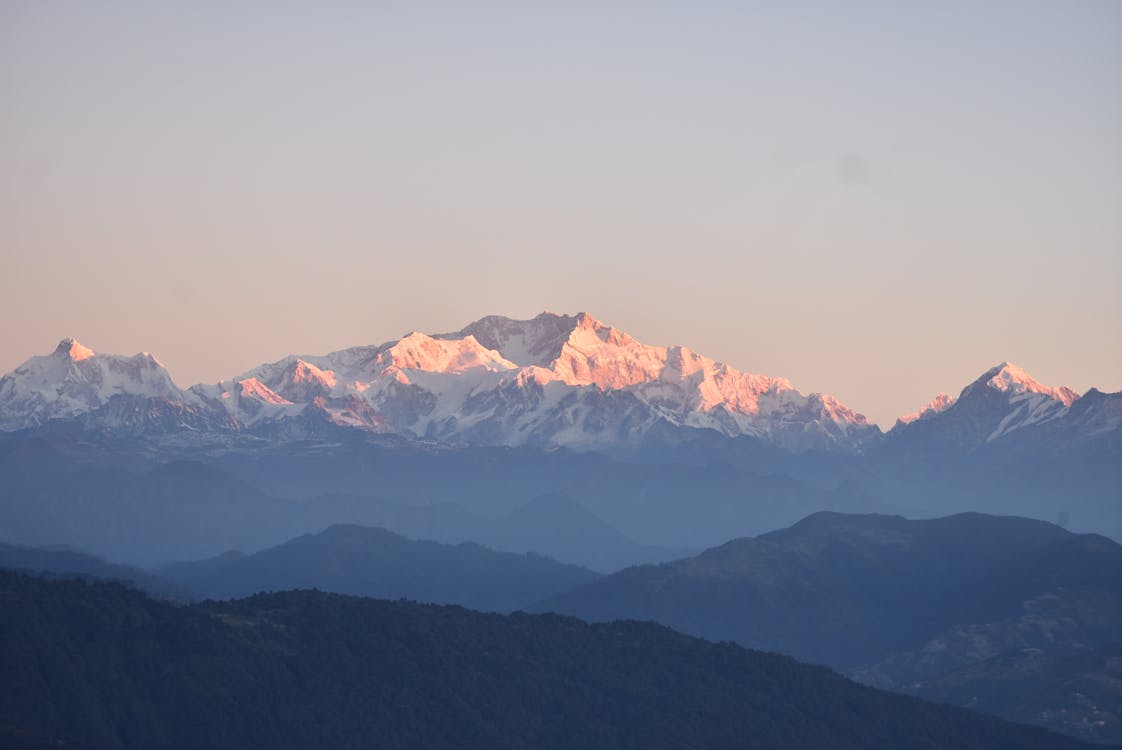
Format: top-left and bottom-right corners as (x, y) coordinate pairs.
(54, 337), (95, 362)
(890, 361), (1087, 448)
(970, 361), (1078, 405)
(0, 338), (192, 431)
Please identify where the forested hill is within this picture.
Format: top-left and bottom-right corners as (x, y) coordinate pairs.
(158, 523), (598, 612)
(0, 571), (1101, 750)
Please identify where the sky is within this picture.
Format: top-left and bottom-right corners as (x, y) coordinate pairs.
(1, 1), (1120, 428)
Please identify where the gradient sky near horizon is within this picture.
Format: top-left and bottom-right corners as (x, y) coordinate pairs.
(2, 1), (1120, 427)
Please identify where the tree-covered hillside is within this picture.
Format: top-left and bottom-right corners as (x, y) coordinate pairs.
(0, 571), (1100, 750)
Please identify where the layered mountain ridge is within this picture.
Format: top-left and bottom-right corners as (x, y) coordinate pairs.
(534, 511), (1122, 743)
(0, 313), (1116, 454)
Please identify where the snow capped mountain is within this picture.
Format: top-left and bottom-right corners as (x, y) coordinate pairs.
(897, 394), (955, 426)
(454, 312), (589, 368)
(968, 361), (1077, 407)
(1, 322), (1114, 456)
(965, 362), (1078, 442)
(890, 362), (1085, 448)
(435, 313), (876, 449)
(0, 316), (878, 450)
(189, 377), (300, 427)
(154, 312), (872, 451)
(0, 338), (200, 430)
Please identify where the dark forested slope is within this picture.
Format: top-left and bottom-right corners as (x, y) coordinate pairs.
(0, 571), (1100, 750)
(535, 511), (1122, 743)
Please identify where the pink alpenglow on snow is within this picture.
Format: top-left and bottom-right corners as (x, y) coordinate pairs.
(898, 394), (956, 425)
(983, 362), (1078, 407)
(57, 337), (95, 362)
(0, 319), (1106, 454)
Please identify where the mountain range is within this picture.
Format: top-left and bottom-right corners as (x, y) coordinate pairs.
(4, 312), (1114, 455)
(3, 312), (1117, 547)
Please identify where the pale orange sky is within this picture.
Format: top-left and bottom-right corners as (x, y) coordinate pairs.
(2, 2), (1120, 428)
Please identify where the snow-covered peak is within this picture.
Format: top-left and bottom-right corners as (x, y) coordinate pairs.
(447, 312), (873, 442)
(238, 378), (292, 405)
(453, 312), (592, 368)
(189, 375), (300, 427)
(291, 359), (336, 389)
(898, 393), (955, 425)
(972, 362), (1078, 406)
(551, 319), (658, 389)
(573, 310), (610, 331)
(890, 363), (1085, 445)
(379, 332), (518, 375)
(235, 355), (340, 403)
(54, 337), (95, 362)
(0, 339), (194, 430)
